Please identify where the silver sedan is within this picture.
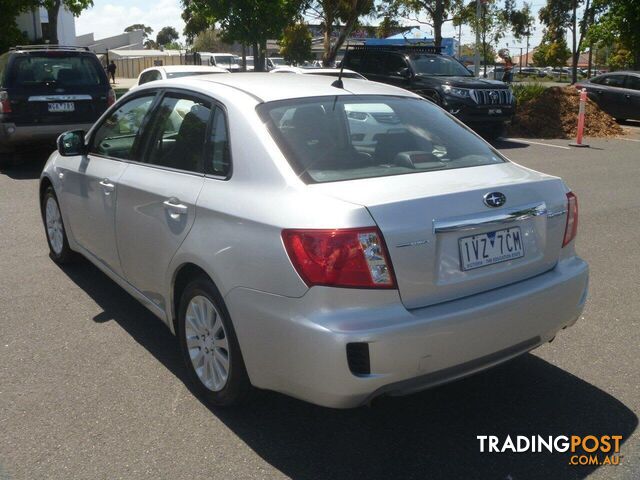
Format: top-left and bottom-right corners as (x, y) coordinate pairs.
(40, 73), (588, 408)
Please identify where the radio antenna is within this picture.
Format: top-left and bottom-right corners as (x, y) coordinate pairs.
(331, 42), (350, 89)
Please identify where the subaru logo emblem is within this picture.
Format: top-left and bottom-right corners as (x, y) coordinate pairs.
(484, 192), (506, 208)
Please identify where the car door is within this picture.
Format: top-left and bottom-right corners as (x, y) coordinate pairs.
(56, 92), (157, 276)
(114, 90), (212, 311)
(622, 75), (640, 120)
(384, 53), (412, 89)
(588, 74), (627, 118)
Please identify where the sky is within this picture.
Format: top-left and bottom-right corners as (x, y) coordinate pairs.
(76, 0), (547, 53)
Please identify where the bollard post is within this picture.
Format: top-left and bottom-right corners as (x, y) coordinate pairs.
(569, 88), (590, 148)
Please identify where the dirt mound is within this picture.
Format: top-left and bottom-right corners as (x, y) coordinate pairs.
(508, 86), (624, 139)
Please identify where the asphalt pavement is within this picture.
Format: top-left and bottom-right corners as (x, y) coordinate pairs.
(0, 125), (639, 480)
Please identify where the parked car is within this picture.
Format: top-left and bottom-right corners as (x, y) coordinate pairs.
(576, 71), (640, 121)
(200, 53), (240, 72)
(270, 66), (367, 80)
(242, 56), (254, 72)
(0, 45), (113, 165)
(266, 57), (287, 71)
(135, 65), (228, 86)
(40, 73), (588, 408)
(343, 45), (515, 138)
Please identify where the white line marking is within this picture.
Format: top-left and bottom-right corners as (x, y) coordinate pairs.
(502, 138), (572, 150)
(618, 137), (640, 143)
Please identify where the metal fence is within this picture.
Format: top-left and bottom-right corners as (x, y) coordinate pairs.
(101, 52), (202, 79)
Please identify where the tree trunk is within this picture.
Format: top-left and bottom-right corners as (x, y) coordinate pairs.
(571, 0), (577, 84)
(587, 44), (593, 78)
(433, 0), (444, 48)
(322, 9), (335, 67)
(47, 0), (61, 45)
(252, 43), (263, 71)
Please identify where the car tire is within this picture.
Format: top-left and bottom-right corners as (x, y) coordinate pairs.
(41, 186), (75, 264)
(178, 276), (252, 407)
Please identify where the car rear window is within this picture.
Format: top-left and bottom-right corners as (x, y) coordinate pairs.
(8, 53), (106, 88)
(257, 95), (505, 184)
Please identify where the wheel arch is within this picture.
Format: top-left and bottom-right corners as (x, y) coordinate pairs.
(39, 176), (54, 216)
(171, 262), (217, 335)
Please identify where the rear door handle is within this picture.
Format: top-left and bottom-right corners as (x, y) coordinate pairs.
(625, 94), (631, 99)
(99, 179), (115, 194)
(163, 198), (188, 216)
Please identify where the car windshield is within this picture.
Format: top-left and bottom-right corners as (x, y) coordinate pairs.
(257, 95), (505, 184)
(411, 54), (473, 77)
(214, 56), (238, 68)
(270, 58), (286, 66)
(9, 53), (105, 88)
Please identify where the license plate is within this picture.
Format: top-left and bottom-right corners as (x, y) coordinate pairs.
(459, 227), (524, 271)
(488, 108), (503, 115)
(48, 102), (75, 113)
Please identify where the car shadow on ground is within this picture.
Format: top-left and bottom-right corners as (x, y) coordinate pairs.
(59, 260), (637, 480)
(0, 150), (50, 180)
(490, 138), (531, 150)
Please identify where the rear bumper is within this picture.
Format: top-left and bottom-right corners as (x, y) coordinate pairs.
(226, 256), (588, 408)
(0, 122), (94, 150)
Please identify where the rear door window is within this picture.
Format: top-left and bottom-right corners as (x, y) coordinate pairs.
(624, 75), (640, 91)
(90, 94), (156, 159)
(139, 70), (162, 84)
(8, 54), (106, 88)
(142, 93), (212, 173)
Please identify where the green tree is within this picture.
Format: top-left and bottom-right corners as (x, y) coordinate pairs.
(125, 24), (156, 49)
(0, 0), (32, 53)
(376, 15), (401, 38)
(182, 0), (304, 71)
(192, 29), (232, 52)
(532, 39), (571, 67)
(538, 0), (594, 82)
(280, 23), (312, 65)
(307, 0), (375, 66)
(588, 0), (640, 69)
(386, 0), (463, 48)
(157, 26), (180, 46)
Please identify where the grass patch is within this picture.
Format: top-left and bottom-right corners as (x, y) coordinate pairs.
(511, 82), (547, 105)
(114, 88), (129, 99)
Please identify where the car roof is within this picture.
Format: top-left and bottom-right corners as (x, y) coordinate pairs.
(151, 65), (228, 73)
(142, 72), (419, 103)
(270, 66), (361, 75)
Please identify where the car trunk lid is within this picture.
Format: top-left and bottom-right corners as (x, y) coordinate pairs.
(309, 163), (569, 309)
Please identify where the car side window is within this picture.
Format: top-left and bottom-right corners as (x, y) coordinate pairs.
(206, 106), (231, 177)
(90, 94), (156, 160)
(625, 75), (640, 91)
(385, 54), (409, 76)
(139, 70), (161, 84)
(143, 93), (212, 173)
(601, 75), (625, 87)
(362, 53), (387, 75)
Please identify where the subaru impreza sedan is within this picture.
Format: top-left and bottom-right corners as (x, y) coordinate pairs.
(40, 73), (588, 408)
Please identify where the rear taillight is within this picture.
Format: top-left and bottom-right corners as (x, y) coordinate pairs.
(0, 91), (11, 113)
(282, 227), (396, 288)
(562, 192), (578, 247)
(107, 88), (116, 106)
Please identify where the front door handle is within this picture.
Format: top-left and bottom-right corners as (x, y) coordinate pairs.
(163, 198), (188, 216)
(99, 179), (115, 194)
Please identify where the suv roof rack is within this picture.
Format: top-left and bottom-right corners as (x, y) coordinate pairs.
(10, 45), (90, 52)
(352, 44), (443, 54)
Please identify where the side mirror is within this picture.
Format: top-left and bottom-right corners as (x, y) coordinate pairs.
(57, 130), (87, 156)
(398, 67), (412, 78)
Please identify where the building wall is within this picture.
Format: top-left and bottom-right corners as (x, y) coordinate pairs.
(75, 30), (145, 52)
(15, 7), (76, 45)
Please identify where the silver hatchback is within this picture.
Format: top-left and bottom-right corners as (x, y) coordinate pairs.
(40, 74), (588, 408)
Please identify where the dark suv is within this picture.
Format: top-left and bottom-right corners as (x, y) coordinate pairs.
(0, 45), (114, 165)
(342, 45), (515, 138)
